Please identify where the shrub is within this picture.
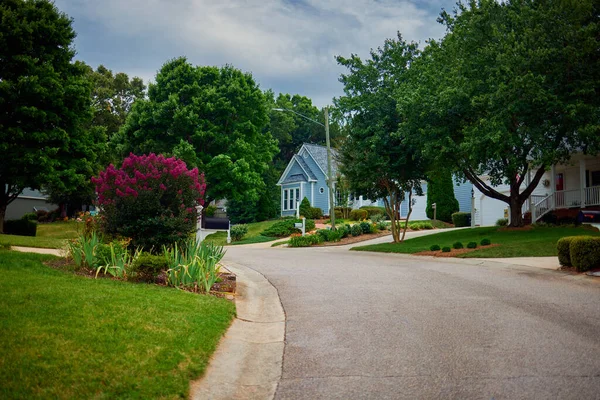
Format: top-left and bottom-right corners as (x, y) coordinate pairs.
(131, 253), (168, 282)
(466, 241), (478, 249)
(430, 244), (441, 251)
(351, 224), (363, 237)
(410, 222), (434, 230)
(371, 213), (386, 224)
(230, 224), (248, 242)
(310, 207), (323, 219)
(569, 236), (600, 272)
(359, 221), (372, 234)
(376, 221), (388, 231)
(408, 222), (421, 231)
(93, 153), (206, 252)
(21, 212), (38, 221)
(288, 234), (324, 247)
(334, 210), (343, 220)
(4, 219), (37, 236)
(36, 209), (49, 222)
(557, 236), (577, 266)
(342, 224), (352, 238)
(480, 238), (491, 246)
(164, 239), (224, 293)
(453, 241), (464, 249)
(67, 232), (102, 269)
(360, 206), (386, 218)
(452, 212), (471, 227)
(426, 170), (459, 222)
(496, 218), (508, 227)
(334, 206), (352, 219)
(204, 205), (217, 217)
(260, 219), (315, 237)
(442, 246), (451, 252)
(350, 209), (368, 221)
(299, 197), (311, 219)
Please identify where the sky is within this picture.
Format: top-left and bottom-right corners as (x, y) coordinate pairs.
(54, 0), (457, 108)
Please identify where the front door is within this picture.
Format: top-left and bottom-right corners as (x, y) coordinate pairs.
(555, 173), (565, 207)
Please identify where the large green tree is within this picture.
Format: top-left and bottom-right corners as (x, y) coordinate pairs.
(0, 0), (97, 231)
(401, 0), (600, 226)
(336, 34), (428, 242)
(113, 58), (278, 205)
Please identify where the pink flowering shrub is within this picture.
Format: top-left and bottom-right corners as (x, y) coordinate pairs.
(93, 153), (206, 251)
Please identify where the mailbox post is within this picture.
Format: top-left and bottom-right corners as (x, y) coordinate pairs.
(294, 217), (306, 236)
(432, 203), (437, 223)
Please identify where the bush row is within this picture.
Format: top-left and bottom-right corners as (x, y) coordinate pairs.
(557, 236), (600, 272)
(4, 217), (37, 236)
(429, 238), (491, 252)
(260, 219), (316, 238)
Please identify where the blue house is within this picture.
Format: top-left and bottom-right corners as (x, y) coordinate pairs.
(277, 144), (337, 217)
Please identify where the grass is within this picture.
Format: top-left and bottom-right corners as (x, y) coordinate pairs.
(352, 225), (600, 258)
(0, 221), (80, 249)
(0, 251), (235, 399)
(204, 219), (282, 246)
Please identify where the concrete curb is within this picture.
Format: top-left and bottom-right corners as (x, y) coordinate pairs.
(190, 261), (285, 400)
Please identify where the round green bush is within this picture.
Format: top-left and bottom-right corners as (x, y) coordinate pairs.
(230, 224), (248, 242)
(350, 209), (368, 221)
(359, 221), (372, 234)
(569, 236), (600, 272)
(452, 241), (464, 249)
(350, 224), (363, 237)
(496, 218), (508, 227)
(557, 236), (576, 267)
(430, 244), (441, 251)
(466, 241), (478, 249)
(452, 212), (471, 227)
(480, 238), (491, 246)
(442, 246), (451, 252)
(131, 253), (168, 282)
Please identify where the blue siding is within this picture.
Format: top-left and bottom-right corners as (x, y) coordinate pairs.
(287, 160), (306, 178)
(453, 178), (473, 212)
(301, 153), (329, 214)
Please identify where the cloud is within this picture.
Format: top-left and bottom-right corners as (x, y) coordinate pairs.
(55, 0), (453, 107)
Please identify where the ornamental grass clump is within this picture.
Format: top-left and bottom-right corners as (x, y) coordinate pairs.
(164, 239), (224, 293)
(93, 153), (206, 252)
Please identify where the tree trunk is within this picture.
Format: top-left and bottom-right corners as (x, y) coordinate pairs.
(400, 190), (413, 242)
(509, 194), (525, 227)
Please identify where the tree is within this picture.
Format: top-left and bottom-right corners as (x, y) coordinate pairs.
(401, 0), (600, 226)
(113, 58), (278, 206)
(335, 34), (428, 242)
(426, 169), (459, 223)
(0, 0), (96, 231)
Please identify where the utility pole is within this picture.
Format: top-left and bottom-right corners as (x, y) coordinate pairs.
(325, 107), (336, 230)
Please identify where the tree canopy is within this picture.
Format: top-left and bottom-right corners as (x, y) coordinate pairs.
(335, 34), (427, 242)
(0, 0), (98, 230)
(113, 58), (278, 205)
(399, 0), (600, 226)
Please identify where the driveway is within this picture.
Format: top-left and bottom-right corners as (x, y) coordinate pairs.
(224, 236), (600, 399)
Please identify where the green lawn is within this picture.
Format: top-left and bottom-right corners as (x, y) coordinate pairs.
(0, 251), (235, 399)
(352, 225), (600, 257)
(0, 221), (80, 249)
(204, 219), (281, 246)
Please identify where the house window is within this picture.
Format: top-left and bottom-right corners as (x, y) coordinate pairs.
(319, 187), (325, 194)
(283, 189), (289, 210)
(283, 188), (300, 211)
(591, 171), (600, 187)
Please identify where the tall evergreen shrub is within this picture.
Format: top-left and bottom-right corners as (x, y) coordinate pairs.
(426, 170), (459, 222)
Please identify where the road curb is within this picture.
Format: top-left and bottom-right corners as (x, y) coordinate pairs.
(190, 261), (285, 400)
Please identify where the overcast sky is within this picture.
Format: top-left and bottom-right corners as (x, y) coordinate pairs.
(54, 0), (457, 108)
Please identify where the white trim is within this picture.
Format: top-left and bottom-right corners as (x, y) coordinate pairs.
(276, 155), (317, 185)
(311, 182), (315, 204)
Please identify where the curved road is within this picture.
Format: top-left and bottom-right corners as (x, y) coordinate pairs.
(224, 237), (600, 399)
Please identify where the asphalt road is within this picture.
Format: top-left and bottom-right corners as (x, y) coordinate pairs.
(224, 240), (600, 399)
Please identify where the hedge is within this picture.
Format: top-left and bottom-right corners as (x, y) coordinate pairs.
(4, 219), (37, 236)
(350, 209), (368, 221)
(556, 236), (577, 266)
(288, 234), (324, 247)
(452, 212), (471, 227)
(260, 219), (315, 237)
(359, 206), (386, 218)
(569, 236), (600, 272)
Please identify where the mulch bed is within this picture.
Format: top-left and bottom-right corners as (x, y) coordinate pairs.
(414, 244), (500, 257)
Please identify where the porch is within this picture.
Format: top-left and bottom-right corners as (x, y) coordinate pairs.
(527, 154), (600, 221)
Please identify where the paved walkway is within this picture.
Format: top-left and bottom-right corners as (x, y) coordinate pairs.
(11, 246), (64, 256)
(222, 235), (600, 399)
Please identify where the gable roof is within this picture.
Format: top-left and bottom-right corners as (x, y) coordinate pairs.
(301, 143), (339, 179)
(277, 153), (318, 185)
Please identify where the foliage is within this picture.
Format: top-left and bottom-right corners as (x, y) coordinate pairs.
(204, 205), (217, 217)
(430, 244), (441, 251)
(569, 236), (600, 272)
(67, 232), (102, 269)
(342, 224), (352, 238)
(371, 213), (387, 224)
(453, 242), (464, 249)
(114, 57), (277, 206)
(359, 221), (373, 234)
(0, 0), (102, 232)
(164, 239), (224, 293)
(452, 212), (471, 227)
(288, 234), (324, 247)
(0, 251), (234, 399)
(360, 206), (386, 218)
(230, 224), (249, 242)
(130, 253), (168, 282)
(309, 207), (323, 219)
(401, 0), (600, 226)
(260, 219), (315, 238)
(96, 242), (142, 279)
(335, 33), (427, 242)
(466, 242), (478, 249)
(93, 153), (206, 251)
(442, 247), (451, 253)
(480, 238), (491, 246)
(299, 197), (311, 219)
(351, 224), (363, 237)
(335, 206), (352, 220)
(350, 209), (368, 221)
(496, 218), (509, 227)
(21, 213), (38, 221)
(316, 229), (344, 243)
(425, 170), (459, 223)
(557, 236), (576, 267)
(376, 221), (388, 231)
(409, 222), (434, 230)
(3, 219), (37, 237)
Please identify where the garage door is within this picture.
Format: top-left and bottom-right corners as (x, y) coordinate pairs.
(479, 195), (508, 226)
